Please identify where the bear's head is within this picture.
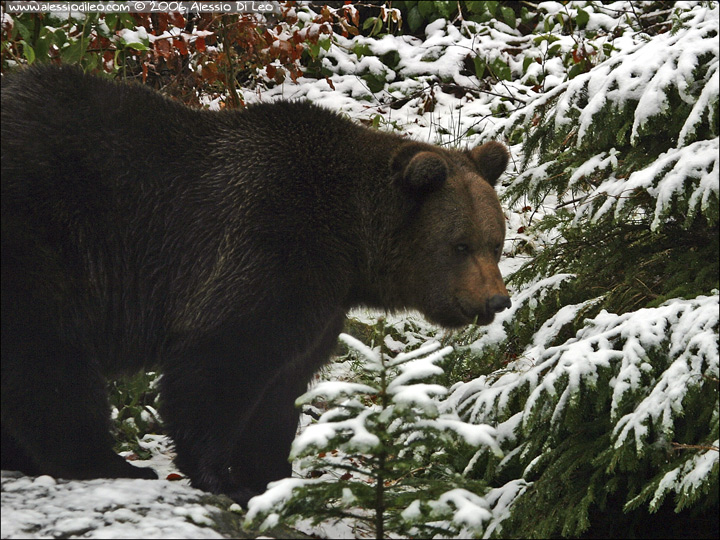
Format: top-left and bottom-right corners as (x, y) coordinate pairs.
(391, 141), (512, 328)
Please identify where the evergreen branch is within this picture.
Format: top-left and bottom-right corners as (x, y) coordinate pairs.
(301, 457), (383, 477)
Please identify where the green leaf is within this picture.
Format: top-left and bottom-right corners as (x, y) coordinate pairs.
(491, 58), (511, 81)
(353, 43), (371, 58)
(83, 54), (99, 72)
(576, 8), (590, 28)
(380, 50), (400, 69)
(473, 55), (486, 79)
(534, 34), (560, 45)
(500, 6), (516, 29)
(485, 1), (498, 17)
(521, 6), (531, 23)
(123, 41), (148, 51)
(15, 19), (31, 42)
(548, 43), (562, 57)
(543, 16), (552, 33)
(435, 1), (454, 19)
(369, 17), (383, 37)
(308, 41), (321, 58)
(363, 16), (378, 30)
(407, 6), (424, 33)
(117, 31), (148, 50)
(53, 28), (68, 47)
(33, 33), (51, 62)
(568, 62), (586, 80)
(60, 38), (88, 63)
(81, 13), (98, 37)
(20, 40), (35, 64)
(362, 72), (386, 93)
(603, 42), (617, 56)
(465, 1), (485, 14)
(522, 56), (535, 73)
(418, 1), (436, 18)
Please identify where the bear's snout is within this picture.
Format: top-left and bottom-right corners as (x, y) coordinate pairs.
(450, 256), (511, 326)
(453, 292), (510, 327)
(487, 294), (512, 314)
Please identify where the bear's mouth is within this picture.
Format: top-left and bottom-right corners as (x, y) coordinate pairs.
(424, 300), (495, 329)
(456, 300), (495, 327)
(461, 309), (495, 327)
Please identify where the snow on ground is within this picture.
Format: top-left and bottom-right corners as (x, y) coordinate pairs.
(1, 470), (223, 539)
(1, 433), (228, 539)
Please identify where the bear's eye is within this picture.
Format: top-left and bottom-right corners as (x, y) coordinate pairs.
(455, 243), (470, 254)
(494, 245), (502, 259)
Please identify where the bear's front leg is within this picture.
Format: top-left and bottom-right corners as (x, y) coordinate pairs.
(161, 314), (345, 505)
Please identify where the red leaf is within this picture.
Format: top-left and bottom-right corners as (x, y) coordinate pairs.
(174, 38), (188, 56)
(154, 39), (171, 60)
(156, 13), (168, 33)
(168, 12), (185, 27)
(166, 473), (183, 481)
(102, 50), (115, 72)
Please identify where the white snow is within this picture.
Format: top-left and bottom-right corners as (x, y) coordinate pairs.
(291, 406), (382, 456)
(243, 477), (318, 530)
(1, 472), (223, 539)
(427, 488), (492, 528)
(115, 27), (149, 48)
(596, 137), (720, 231)
(612, 295), (720, 449)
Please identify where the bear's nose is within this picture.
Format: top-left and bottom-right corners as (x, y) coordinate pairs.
(487, 294), (512, 314)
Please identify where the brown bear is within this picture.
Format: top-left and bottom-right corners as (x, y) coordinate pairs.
(1, 64), (511, 505)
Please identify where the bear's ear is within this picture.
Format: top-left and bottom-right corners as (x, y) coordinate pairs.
(468, 141), (509, 187)
(391, 143), (448, 195)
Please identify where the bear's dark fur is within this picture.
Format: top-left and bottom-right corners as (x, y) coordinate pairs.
(1, 64), (511, 504)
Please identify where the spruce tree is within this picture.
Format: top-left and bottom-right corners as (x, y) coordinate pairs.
(244, 329), (502, 539)
(451, 2), (719, 537)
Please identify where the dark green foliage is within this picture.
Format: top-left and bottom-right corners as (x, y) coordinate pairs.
(499, 4), (719, 317)
(454, 295), (718, 537)
(448, 4), (720, 537)
(108, 371), (162, 458)
(510, 215), (719, 315)
(400, 1), (523, 35)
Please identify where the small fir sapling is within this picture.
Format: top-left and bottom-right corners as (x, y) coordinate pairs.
(244, 331), (502, 539)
